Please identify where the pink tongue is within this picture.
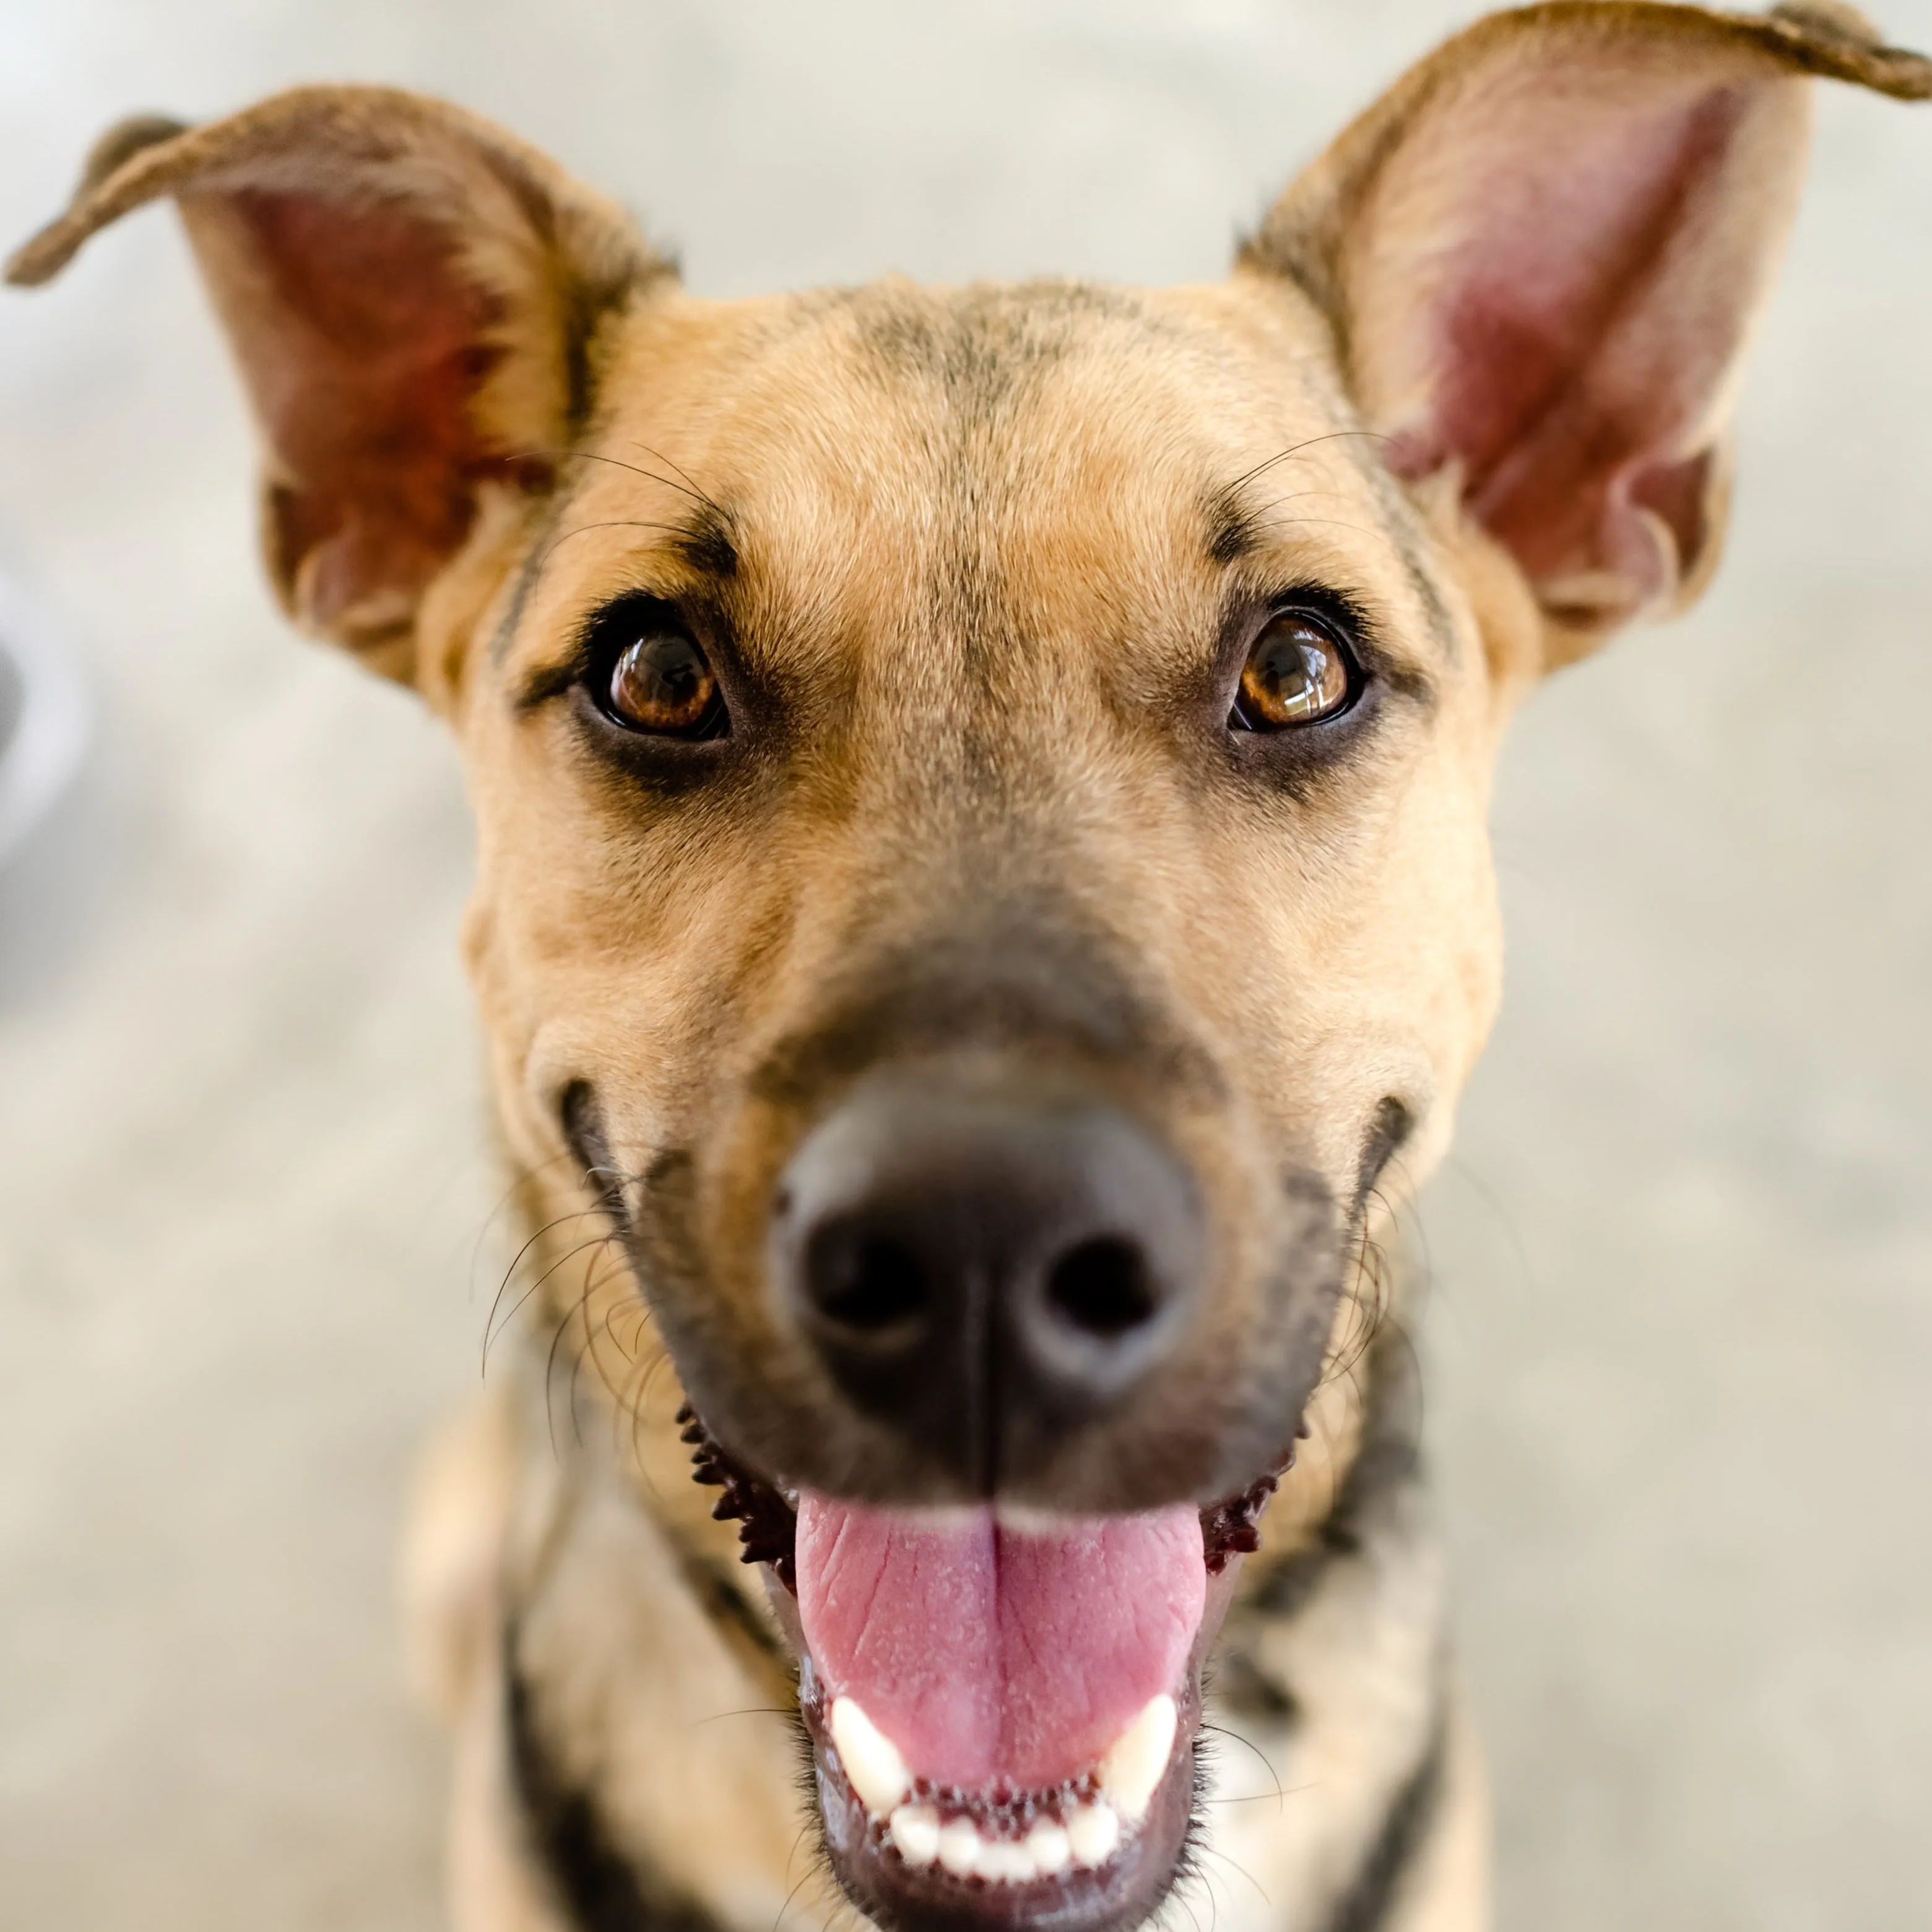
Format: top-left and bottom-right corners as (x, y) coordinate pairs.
(795, 1493), (1205, 1792)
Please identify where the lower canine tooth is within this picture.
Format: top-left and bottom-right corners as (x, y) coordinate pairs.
(829, 1698), (911, 1817)
(1097, 1692), (1177, 1824)
(1026, 1820), (1071, 1876)
(937, 1817), (981, 1877)
(1067, 1800), (1122, 1869)
(888, 1804), (940, 1868)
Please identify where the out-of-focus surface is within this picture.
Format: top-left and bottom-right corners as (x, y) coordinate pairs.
(0, 2), (1926, 1927)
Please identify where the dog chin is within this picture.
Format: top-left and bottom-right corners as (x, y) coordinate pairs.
(776, 1553), (1250, 1932)
(681, 1413), (1286, 1932)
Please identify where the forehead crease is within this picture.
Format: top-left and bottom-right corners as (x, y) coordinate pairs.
(719, 288), (1219, 615)
(831, 278), (1174, 386)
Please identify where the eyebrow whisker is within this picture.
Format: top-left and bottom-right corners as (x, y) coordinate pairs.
(1245, 516), (1382, 544)
(1226, 429), (1391, 495)
(540, 448), (716, 508)
(536, 519), (697, 572)
(628, 440), (730, 521)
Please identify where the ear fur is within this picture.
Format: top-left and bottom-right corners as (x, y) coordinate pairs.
(7, 89), (669, 688)
(1246, 1), (1931, 669)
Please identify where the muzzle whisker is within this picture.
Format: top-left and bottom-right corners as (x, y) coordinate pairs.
(1195, 1720), (1286, 1814)
(483, 1226), (629, 1374)
(482, 1205), (618, 1367)
(570, 1239), (639, 1421)
(466, 1148), (581, 1308)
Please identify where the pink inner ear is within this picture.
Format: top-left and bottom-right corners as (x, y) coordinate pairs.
(1384, 82), (1755, 621)
(214, 189), (503, 635)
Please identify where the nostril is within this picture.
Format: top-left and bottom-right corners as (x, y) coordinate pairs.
(1044, 1236), (1158, 1340)
(807, 1231), (927, 1335)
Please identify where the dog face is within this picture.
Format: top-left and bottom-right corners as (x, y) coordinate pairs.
(15, 6), (1926, 1930)
(461, 273), (1510, 1515)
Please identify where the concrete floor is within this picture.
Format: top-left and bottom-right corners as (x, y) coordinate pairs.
(1, 3), (1928, 1928)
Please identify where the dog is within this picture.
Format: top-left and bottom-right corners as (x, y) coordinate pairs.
(12, 4), (1928, 1928)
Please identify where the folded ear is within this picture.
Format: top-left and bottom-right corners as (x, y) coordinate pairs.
(7, 89), (666, 685)
(1245, 1), (1930, 667)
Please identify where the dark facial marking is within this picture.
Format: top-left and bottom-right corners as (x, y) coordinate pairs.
(1335, 433), (1462, 667)
(1327, 1715), (1448, 1932)
(1243, 1326), (1423, 1621)
(747, 904), (1226, 1114)
(1354, 1096), (1416, 1210)
(665, 499), (739, 583)
(491, 483), (574, 669)
(1205, 480), (1263, 568)
(506, 1631), (730, 1932)
(560, 1080), (631, 1236)
(1214, 428), (1460, 671)
(495, 454), (739, 675)
(843, 279), (1167, 403)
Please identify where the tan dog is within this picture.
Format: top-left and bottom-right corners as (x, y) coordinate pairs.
(12, 6), (1928, 1930)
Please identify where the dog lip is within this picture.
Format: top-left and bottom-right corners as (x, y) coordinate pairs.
(675, 1401), (1306, 1591)
(768, 1564), (1244, 1932)
(807, 1706), (1193, 1932)
(675, 1413), (1286, 1931)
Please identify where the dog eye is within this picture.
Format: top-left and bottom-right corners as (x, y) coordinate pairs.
(601, 625), (726, 738)
(1231, 610), (1356, 730)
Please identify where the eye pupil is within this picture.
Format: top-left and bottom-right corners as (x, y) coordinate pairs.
(1235, 613), (1353, 730)
(607, 630), (722, 735)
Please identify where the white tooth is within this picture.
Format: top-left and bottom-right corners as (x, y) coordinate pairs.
(1097, 1693), (1177, 1825)
(888, 1804), (940, 1868)
(829, 1698), (911, 1817)
(1025, 1820), (1071, 1877)
(936, 1817), (982, 1878)
(977, 1840), (1037, 1884)
(1067, 1799), (1122, 1869)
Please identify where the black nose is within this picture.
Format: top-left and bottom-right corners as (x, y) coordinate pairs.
(770, 1080), (1205, 1494)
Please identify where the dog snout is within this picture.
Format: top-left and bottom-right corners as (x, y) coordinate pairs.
(770, 1078), (1206, 1495)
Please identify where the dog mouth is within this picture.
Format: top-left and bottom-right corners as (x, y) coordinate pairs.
(681, 1408), (1291, 1932)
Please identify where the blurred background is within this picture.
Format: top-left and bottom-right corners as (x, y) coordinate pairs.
(1, 2), (1928, 1927)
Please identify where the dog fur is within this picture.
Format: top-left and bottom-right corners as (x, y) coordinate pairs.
(12, 6), (1928, 1930)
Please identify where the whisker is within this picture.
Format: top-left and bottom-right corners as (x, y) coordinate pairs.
(543, 1275), (605, 1455)
(772, 1855), (816, 1932)
(537, 519), (696, 570)
(1197, 1721), (1285, 1809)
(1247, 487), (1358, 521)
(1201, 1781), (1318, 1804)
(1226, 428), (1391, 495)
(527, 445), (717, 511)
(467, 1148), (579, 1308)
(1244, 515), (1382, 544)
(627, 440), (730, 520)
(482, 1211), (610, 1371)
(1186, 1842), (1275, 1912)
(483, 1228), (620, 1372)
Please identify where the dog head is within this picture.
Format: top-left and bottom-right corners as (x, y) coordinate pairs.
(15, 6), (1926, 1929)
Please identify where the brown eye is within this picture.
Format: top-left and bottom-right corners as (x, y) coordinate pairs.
(1232, 610), (1355, 730)
(605, 627), (724, 737)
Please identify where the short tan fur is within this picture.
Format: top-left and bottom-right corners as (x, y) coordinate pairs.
(12, 6), (1926, 1930)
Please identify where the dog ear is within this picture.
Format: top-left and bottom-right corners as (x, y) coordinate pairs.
(7, 89), (666, 688)
(1247, 1), (1930, 667)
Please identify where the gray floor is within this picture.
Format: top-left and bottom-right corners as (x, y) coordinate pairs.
(1, 3), (1928, 1928)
